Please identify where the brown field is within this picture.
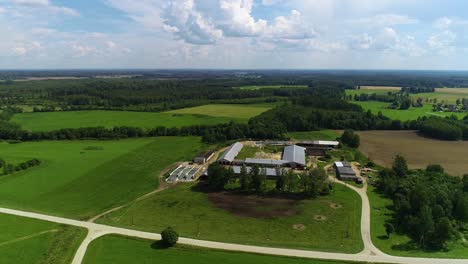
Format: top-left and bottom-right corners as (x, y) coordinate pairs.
(436, 87), (468, 95)
(207, 192), (300, 218)
(357, 130), (468, 176)
(360, 86), (402, 90)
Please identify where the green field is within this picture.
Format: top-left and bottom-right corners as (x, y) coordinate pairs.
(287, 130), (340, 141)
(166, 104), (273, 119)
(353, 101), (466, 121)
(11, 110), (238, 132)
(0, 137), (205, 219)
(84, 235), (357, 264)
(98, 183), (363, 253)
(235, 85), (308, 90)
(369, 186), (468, 258)
(0, 213), (86, 264)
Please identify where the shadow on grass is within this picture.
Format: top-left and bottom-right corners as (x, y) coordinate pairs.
(150, 241), (171, 250)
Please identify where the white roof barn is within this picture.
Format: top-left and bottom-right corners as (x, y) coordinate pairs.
(218, 142), (243, 164)
(282, 145), (306, 167)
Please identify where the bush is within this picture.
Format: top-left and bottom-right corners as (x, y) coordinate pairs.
(161, 227), (179, 247)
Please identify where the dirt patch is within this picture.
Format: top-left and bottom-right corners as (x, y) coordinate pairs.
(357, 130), (468, 176)
(313, 215), (328, 221)
(293, 224), (306, 230)
(207, 192), (301, 219)
(255, 152), (282, 160)
(330, 202), (343, 209)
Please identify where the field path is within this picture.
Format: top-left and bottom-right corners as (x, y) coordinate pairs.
(1, 194), (468, 264)
(0, 229), (59, 247)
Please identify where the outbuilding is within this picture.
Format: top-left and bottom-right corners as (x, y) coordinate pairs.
(218, 142), (243, 165)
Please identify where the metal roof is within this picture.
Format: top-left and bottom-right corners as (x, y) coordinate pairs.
(282, 145), (306, 166)
(335, 161), (351, 168)
(337, 166), (356, 176)
(317, 140), (340, 146)
(218, 142), (243, 162)
(232, 166), (283, 177)
(244, 158), (288, 166)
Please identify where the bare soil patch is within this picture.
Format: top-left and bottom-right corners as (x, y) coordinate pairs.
(313, 215), (328, 221)
(357, 130), (468, 176)
(293, 224), (306, 230)
(330, 202), (343, 209)
(207, 192), (301, 219)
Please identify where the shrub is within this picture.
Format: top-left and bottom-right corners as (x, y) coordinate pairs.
(161, 227), (179, 247)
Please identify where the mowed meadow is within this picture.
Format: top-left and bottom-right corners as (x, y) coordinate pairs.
(11, 104), (274, 132)
(0, 214), (86, 264)
(357, 130), (468, 176)
(0, 137), (205, 219)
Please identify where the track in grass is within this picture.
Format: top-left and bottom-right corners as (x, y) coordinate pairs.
(11, 110), (237, 132)
(0, 137), (205, 219)
(83, 234), (356, 264)
(165, 104), (273, 120)
(98, 183), (363, 253)
(0, 214), (86, 264)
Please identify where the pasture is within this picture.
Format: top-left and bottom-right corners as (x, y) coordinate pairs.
(369, 186), (468, 258)
(0, 213), (86, 263)
(357, 130), (468, 176)
(166, 104), (273, 120)
(235, 85), (308, 90)
(83, 235), (357, 264)
(0, 137), (205, 219)
(11, 110), (237, 132)
(98, 183), (363, 253)
(287, 130), (340, 141)
(352, 101), (466, 121)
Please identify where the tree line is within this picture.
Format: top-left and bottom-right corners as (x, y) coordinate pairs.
(377, 155), (468, 250)
(0, 158), (41, 175)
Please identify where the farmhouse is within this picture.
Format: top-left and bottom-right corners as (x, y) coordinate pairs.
(282, 145), (306, 169)
(218, 142), (243, 165)
(193, 150), (215, 164)
(334, 161), (359, 182)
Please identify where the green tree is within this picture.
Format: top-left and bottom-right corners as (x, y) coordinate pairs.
(239, 165), (251, 192)
(161, 227), (179, 247)
(384, 222), (395, 238)
(251, 166), (266, 193)
(3, 164), (14, 175)
(431, 217), (453, 249)
(275, 169), (287, 192)
(0, 158), (5, 168)
(207, 163), (230, 191)
(340, 129), (360, 148)
(392, 155), (408, 178)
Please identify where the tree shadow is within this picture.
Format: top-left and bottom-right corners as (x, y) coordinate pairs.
(377, 235), (390, 240)
(150, 240), (170, 250)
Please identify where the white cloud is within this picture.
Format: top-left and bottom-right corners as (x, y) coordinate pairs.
(71, 43), (94, 57)
(106, 41), (117, 49)
(12, 41), (42, 56)
(6, 0), (79, 16)
(349, 14), (418, 27)
(351, 33), (375, 50)
(217, 0), (267, 37)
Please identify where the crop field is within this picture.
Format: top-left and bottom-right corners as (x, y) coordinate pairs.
(287, 130), (340, 141)
(166, 104), (273, 120)
(98, 183), (363, 253)
(0, 213), (86, 263)
(11, 110), (237, 132)
(357, 131), (468, 176)
(369, 186), (468, 258)
(235, 85), (308, 90)
(352, 101), (466, 121)
(0, 137), (205, 219)
(83, 235), (357, 264)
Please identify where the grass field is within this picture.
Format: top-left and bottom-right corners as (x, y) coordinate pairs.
(287, 130), (340, 141)
(98, 183), (363, 253)
(0, 137), (205, 219)
(0, 213), (86, 264)
(11, 110), (238, 132)
(166, 104), (273, 119)
(357, 130), (468, 176)
(369, 186), (468, 258)
(352, 101), (466, 121)
(84, 235), (358, 264)
(235, 85), (308, 90)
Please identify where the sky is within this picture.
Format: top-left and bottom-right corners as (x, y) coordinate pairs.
(1, 0), (468, 70)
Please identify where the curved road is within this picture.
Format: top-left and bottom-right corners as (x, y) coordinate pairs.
(0, 179), (467, 264)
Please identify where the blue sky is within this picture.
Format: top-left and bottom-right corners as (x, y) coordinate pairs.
(1, 0), (468, 70)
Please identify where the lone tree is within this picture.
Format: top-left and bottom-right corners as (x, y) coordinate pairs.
(384, 222), (395, 238)
(392, 155), (408, 178)
(161, 227), (179, 247)
(340, 129), (360, 148)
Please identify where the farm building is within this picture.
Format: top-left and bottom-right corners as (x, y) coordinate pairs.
(295, 140), (339, 156)
(167, 165), (202, 183)
(232, 166), (284, 178)
(334, 161), (359, 182)
(193, 150), (215, 164)
(282, 145), (306, 169)
(244, 158), (288, 167)
(218, 142), (243, 165)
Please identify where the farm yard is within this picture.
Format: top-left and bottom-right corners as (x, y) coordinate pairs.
(98, 183), (363, 253)
(11, 110), (238, 132)
(0, 214), (85, 264)
(356, 130), (468, 176)
(0, 137), (205, 219)
(83, 235), (356, 264)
